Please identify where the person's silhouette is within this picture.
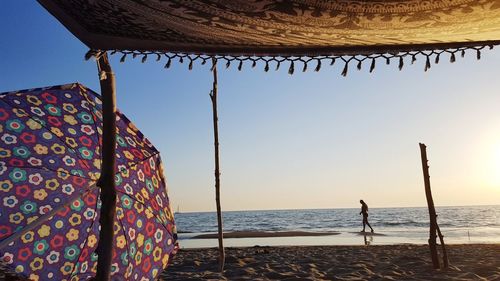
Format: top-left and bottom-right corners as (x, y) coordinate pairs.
(359, 200), (374, 232)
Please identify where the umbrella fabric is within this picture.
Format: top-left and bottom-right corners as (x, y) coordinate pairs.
(37, 0), (500, 56)
(0, 83), (177, 280)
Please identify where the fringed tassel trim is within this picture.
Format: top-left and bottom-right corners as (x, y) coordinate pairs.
(86, 44), (495, 76)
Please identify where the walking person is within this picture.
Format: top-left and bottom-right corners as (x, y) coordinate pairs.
(359, 200), (374, 232)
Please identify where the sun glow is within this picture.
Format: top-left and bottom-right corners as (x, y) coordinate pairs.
(489, 142), (500, 188)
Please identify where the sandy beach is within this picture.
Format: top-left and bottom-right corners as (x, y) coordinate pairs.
(161, 244), (500, 280)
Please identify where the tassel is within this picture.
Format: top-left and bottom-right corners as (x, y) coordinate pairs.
(450, 52), (456, 63)
(369, 59), (376, 73)
(424, 56), (431, 72)
(110, 50), (117, 55)
(315, 60), (321, 72)
(386, 57), (390, 65)
(489, 45), (494, 50)
(238, 60), (243, 71)
(357, 60), (362, 71)
(461, 49), (465, 57)
(434, 54), (440, 64)
(398, 57), (404, 71)
(188, 60), (193, 70)
(288, 61), (295, 75)
(201, 59), (207, 65)
(275, 61), (281, 71)
(120, 53), (127, 63)
(164, 57), (172, 68)
(132, 53), (138, 59)
(264, 61), (269, 72)
(476, 50), (481, 60)
(84, 49), (95, 61)
(302, 62), (307, 72)
(156, 54), (161, 61)
(226, 60), (231, 69)
(330, 58), (336, 65)
(341, 62), (348, 77)
(252, 60), (257, 68)
(179, 56), (184, 63)
(411, 55), (416, 64)
(141, 55), (147, 63)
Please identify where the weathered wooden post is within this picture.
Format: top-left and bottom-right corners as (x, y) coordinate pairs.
(95, 52), (117, 280)
(436, 224), (449, 268)
(419, 143), (440, 269)
(209, 59), (225, 272)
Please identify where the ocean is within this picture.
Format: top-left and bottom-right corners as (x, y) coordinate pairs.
(174, 205), (500, 248)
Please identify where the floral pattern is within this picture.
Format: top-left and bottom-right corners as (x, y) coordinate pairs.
(0, 83), (177, 280)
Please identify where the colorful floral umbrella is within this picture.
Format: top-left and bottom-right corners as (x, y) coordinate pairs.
(0, 83), (178, 280)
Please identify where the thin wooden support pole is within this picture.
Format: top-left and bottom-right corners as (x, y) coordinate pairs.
(436, 224), (449, 268)
(419, 143), (440, 269)
(95, 52), (117, 281)
(209, 59), (225, 272)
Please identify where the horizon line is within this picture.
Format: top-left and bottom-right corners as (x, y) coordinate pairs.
(175, 203), (500, 214)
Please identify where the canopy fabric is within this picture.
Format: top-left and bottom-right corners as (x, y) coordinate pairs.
(0, 84), (178, 280)
(38, 0), (500, 56)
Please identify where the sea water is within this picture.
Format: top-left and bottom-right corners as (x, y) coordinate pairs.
(174, 205), (500, 248)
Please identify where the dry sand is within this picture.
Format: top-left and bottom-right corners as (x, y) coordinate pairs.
(161, 244), (500, 280)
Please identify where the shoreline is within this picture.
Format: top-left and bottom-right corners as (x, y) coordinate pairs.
(162, 244), (500, 280)
(191, 231), (340, 239)
(177, 228), (500, 248)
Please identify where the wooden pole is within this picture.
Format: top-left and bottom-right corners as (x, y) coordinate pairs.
(209, 59), (225, 272)
(95, 52), (117, 281)
(419, 143), (440, 269)
(436, 224), (449, 268)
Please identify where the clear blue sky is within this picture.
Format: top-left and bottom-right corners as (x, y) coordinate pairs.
(1, 1), (500, 211)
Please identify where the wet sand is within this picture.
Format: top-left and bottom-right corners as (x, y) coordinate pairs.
(162, 244), (500, 280)
(192, 231), (339, 239)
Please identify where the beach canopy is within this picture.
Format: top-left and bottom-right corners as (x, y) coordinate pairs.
(0, 84), (178, 280)
(37, 0), (500, 73)
(38, 0), (500, 55)
(38, 1), (500, 60)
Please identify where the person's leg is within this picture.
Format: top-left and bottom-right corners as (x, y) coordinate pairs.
(362, 217), (367, 232)
(366, 220), (374, 232)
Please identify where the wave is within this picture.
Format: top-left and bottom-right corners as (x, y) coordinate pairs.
(174, 206), (500, 234)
